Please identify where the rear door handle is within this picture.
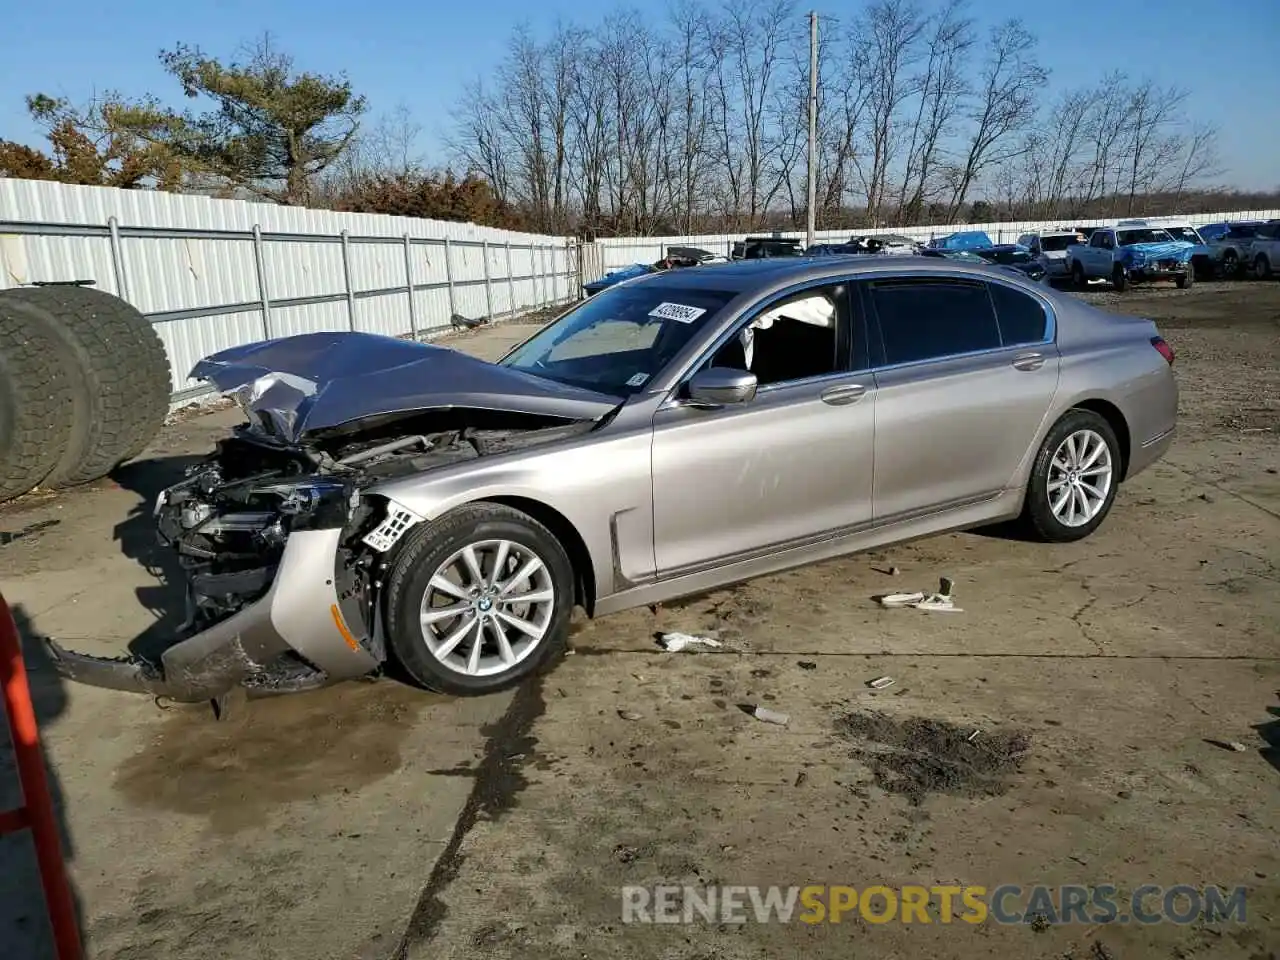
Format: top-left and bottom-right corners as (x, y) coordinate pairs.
(821, 383), (867, 406)
(1012, 352), (1045, 371)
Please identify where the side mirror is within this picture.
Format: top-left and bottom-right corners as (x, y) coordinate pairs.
(685, 367), (758, 407)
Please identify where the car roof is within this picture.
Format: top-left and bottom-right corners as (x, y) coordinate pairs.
(617, 254), (1046, 295)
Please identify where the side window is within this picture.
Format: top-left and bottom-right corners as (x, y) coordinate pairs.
(1089, 232), (1105, 248)
(988, 282), (1049, 346)
(706, 283), (845, 386)
(867, 279), (1001, 366)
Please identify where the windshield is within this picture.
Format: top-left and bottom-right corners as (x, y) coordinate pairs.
(499, 283), (738, 396)
(1116, 228), (1173, 246)
(1039, 234), (1078, 251)
(1162, 226), (1201, 243)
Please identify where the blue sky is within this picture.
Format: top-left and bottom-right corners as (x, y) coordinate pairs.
(2, 0), (1277, 190)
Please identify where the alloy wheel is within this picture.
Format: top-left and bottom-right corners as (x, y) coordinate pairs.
(418, 538), (556, 677)
(1047, 429), (1114, 527)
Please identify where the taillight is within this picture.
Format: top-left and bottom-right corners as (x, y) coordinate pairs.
(1151, 336), (1175, 365)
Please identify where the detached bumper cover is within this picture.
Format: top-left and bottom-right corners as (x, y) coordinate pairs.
(43, 589), (291, 701)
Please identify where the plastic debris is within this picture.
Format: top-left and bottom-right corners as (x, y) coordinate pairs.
(868, 676), (896, 690)
(877, 578), (963, 613)
(752, 706), (790, 725)
(1229, 741), (1248, 752)
(618, 710), (642, 721)
(659, 632), (723, 653)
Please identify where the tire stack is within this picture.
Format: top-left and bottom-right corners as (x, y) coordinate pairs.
(0, 285), (171, 503)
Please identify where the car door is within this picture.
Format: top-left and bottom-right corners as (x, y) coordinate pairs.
(649, 279), (875, 574)
(1085, 231), (1113, 275)
(860, 274), (1061, 522)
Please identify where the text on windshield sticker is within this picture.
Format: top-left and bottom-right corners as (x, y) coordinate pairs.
(648, 302), (707, 324)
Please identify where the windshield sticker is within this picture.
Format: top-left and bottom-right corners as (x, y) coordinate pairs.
(626, 372), (650, 387)
(649, 301), (707, 324)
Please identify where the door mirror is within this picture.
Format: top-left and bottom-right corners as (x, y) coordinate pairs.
(686, 367), (758, 406)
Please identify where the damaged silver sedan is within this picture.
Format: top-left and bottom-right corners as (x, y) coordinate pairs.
(47, 257), (1178, 704)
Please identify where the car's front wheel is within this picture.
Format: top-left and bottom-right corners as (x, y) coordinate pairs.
(1020, 409), (1122, 543)
(385, 502), (575, 695)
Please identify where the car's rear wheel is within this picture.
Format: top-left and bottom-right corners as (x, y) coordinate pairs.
(384, 502), (574, 695)
(1021, 409), (1121, 543)
(1071, 262), (1086, 288)
(1111, 265), (1128, 292)
(1255, 254), (1272, 279)
(1222, 249), (1240, 278)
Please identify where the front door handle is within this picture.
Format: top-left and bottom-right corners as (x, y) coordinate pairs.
(1012, 352), (1045, 371)
(821, 383), (867, 406)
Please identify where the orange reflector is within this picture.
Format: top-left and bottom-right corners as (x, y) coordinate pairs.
(330, 604), (360, 651)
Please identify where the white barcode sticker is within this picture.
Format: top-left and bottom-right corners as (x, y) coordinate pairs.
(648, 302), (707, 324)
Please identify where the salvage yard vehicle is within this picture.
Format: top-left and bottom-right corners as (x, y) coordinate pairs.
(1017, 229), (1085, 281)
(1064, 225), (1195, 291)
(1208, 221), (1265, 278)
(1241, 219), (1280, 279)
(46, 257), (1178, 708)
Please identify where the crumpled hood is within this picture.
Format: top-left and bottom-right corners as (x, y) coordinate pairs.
(1119, 240), (1195, 263)
(190, 331), (621, 442)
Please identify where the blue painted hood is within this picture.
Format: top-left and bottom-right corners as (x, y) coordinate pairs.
(1119, 240), (1195, 264)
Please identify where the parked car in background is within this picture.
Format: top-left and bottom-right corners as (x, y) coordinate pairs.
(927, 230), (994, 251)
(45, 256), (1179, 703)
(969, 244), (1048, 283)
(1244, 220), (1280, 278)
(731, 236), (805, 260)
(1118, 220), (1214, 280)
(1017, 229), (1085, 282)
(918, 248), (1044, 283)
(1209, 222), (1265, 278)
(1064, 225), (1195, 291)
(848, 234), (919, 255)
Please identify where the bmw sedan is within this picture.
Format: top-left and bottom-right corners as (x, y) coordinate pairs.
(47, 257), (1178, 706)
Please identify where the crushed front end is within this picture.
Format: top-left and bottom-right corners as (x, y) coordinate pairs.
(45, 408), (597, 705)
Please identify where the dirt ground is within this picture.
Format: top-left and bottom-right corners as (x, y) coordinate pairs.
(2, 284), (1278, 960)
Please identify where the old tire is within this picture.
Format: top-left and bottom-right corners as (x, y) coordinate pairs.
(384, 502), (575, 696)
(1020, 408), (1122, 543)
(1111, 265), (1128, 292)
(0, 286), (170, 485)
(0, 308), (74, 501)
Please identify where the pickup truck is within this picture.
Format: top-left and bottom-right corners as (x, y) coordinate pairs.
(1064, 225), (1195, 291)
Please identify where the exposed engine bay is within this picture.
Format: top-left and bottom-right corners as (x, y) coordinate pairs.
(156, 410), (597, 679)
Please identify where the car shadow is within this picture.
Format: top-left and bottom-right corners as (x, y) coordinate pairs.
(108, 456), (205, 663)
(1258, 696), (1280, 776)
(0, 602), (88, 956)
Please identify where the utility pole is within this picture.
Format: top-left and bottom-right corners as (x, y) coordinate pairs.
(806, 11), (818, 249)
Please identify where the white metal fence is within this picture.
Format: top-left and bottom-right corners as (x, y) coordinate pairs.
(592, 209), (1280, 274)
(0, 179), (578, 402)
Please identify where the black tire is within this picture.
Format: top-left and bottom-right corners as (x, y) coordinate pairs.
(0, 308), (74, 501)
(1221, 249), (1240, 279)
(1255, 254), (1272, 280)
(1020, 408), (1122, 543)
(0, 286), (170, 485)
(1176, 268), (1193, 289)
(1071, 262), (1086, 288)
(1111, 265), (1128, 292)
(384, 502), (575, 696)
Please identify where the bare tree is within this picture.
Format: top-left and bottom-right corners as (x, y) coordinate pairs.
(943, 19), (1047, 220)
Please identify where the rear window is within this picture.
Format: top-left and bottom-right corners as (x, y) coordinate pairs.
(1039, 234), (1078, 251)
(988, 282), (1049, 346)
(1117, 229), (1173, 246)
(868, 279), (1001, 365)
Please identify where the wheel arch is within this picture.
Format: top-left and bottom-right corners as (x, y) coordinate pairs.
(479, 495), (597, 616)
(1069, 398), (1131, 480)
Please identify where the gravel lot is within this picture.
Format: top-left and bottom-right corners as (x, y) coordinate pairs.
(2, 282), (1277, 960)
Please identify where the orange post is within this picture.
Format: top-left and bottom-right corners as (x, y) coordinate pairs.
(0, 592), (83, 960)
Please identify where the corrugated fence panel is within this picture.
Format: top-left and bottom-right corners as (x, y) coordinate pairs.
(0, 179), (579, 403)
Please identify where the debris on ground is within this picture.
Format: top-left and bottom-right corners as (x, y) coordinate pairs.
(877, 577), (963, 613)
(752, 706), (790, 726)
(797, 661), (817, 671)
(450, 313), (490, 330)
(889, 566), (901, 576)
(617, 710), (642, 721)
(868, 676), (896, 690)
(658, 632), (723, 653)
(1229, 741), (1248, 752)
(835, 711), (1031, 805)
